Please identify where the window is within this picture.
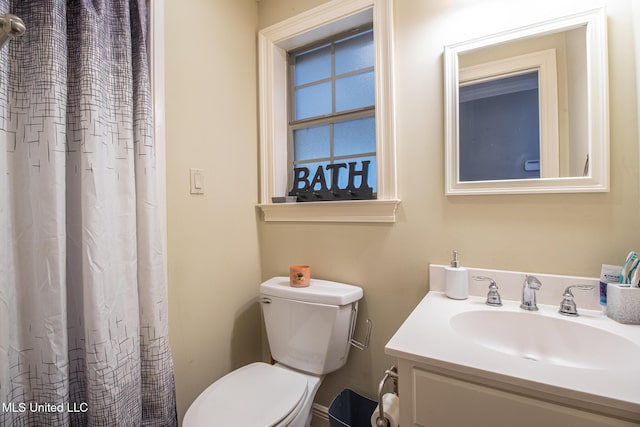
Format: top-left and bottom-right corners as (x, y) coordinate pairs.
(289, 27), (377, 201)
(258, 0), (398, 222)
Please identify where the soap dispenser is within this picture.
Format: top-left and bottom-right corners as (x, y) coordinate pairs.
(445, 250), (468, 299)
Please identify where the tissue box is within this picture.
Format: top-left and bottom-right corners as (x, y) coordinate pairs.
(606, 283), (640, 325)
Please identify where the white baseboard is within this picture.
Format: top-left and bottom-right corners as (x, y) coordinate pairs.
(311, 402), (330, 427)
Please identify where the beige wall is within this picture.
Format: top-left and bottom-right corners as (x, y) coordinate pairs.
(165, 0), (261, 422)
(257, 0), (640, 408)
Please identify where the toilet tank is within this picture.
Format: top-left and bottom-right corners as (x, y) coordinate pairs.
(260, 277), (364, 375)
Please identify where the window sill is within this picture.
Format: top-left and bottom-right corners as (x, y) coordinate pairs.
(257, 199), (401, 223)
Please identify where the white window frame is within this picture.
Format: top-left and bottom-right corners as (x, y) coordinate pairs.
(257, 0), (399, 222)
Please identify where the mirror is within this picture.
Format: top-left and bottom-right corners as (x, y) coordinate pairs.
(444, 8), (609, 195)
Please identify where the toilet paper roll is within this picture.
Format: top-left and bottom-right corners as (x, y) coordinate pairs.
(370, 393), (400, 427)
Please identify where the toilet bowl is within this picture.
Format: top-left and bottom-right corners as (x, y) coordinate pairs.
(183, 277), (364, 427)
(183, 362), (321, 427)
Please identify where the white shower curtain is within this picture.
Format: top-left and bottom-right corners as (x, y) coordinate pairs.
(0, 0), (177, 425)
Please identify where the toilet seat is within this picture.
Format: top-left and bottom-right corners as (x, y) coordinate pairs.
(183, 362), (309, 427)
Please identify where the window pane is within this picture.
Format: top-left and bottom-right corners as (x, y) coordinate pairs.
(334, 116), (376, 157)
(293, 125), (330, 161)
(335, 70), (374, 112)
(294, 44), (331, 86)
(335, 30), (374, 75)
(295, 82), (332, 120)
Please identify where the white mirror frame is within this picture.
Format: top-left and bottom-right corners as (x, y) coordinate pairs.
(444, 8), (609, 195)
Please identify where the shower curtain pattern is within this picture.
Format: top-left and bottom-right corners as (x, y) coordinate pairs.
(0, 0), (177, 425)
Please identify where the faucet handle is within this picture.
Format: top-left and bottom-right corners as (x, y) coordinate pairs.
(559, 284), (595, 316)
(472, 276), (502, 307)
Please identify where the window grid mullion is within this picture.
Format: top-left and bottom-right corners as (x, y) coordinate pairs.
(290, 107), (375, 129)
(329, 123), (334, 165)
(330, 39), (336, 166)
(293, 66), (374, 92)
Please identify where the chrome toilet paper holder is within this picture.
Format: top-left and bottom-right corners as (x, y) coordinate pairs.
(349, 303), (372, 350)
(374, 365), (399, 427)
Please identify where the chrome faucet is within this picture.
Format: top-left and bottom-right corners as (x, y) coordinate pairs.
(472, 276), (502, 306)
(520, 275), (542, 311)
(559, 285), (595, 316)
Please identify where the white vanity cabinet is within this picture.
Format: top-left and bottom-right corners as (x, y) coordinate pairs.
(385, 287), (640, 427)
(396, 359), (639, 427)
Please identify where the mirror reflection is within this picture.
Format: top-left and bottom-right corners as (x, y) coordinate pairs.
(460, 70), (543, 181)
(458, 27), (586, 181)
(444, 9), (609, 195)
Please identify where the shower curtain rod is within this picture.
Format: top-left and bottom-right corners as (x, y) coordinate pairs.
(0, 13), (25, 49)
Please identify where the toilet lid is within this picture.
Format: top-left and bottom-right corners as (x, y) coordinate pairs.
(183, 362), (308, 427)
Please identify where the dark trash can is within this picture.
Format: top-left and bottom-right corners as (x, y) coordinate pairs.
(328, 388), (378, 427)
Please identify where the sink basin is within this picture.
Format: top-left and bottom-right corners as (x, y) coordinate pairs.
(386, 285), (640, 421)
(450, 310), (640, 369)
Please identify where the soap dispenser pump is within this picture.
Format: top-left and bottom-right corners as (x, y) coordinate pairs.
(445, 250), (469, 299)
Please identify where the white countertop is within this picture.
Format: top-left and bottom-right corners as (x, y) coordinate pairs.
(385, 291), (640, 421)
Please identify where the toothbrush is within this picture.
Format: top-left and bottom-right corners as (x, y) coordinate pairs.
(620, 251), (638, 284)
(624, 257), (639, 285)
(629, 259), (640, 287)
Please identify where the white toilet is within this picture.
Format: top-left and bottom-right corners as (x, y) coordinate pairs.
(183, 276), (364, 427)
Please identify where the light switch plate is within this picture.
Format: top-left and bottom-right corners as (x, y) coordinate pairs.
(190, 168), (204, 194)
